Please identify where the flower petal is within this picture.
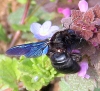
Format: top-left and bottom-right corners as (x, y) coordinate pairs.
(48, 26), (59, 37)
(34, 34), (44, 40)
(30, 23), (41, 34)
(39, 21), (53, 37)
(34, 34), (50, 40)
(41, 21), (51, 31)
(78, 0), (88, 12)
(49, 26), (59, 33)
(62, 8), (71, 17)
(57, 7), (63, 13)
(78, 59), (89, 78)
(84, 74), (90, 79)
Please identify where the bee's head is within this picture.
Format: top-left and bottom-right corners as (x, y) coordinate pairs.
(67, 29), (75, 36)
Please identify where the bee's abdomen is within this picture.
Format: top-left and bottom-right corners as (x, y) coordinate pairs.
(50, 52), (81, 74)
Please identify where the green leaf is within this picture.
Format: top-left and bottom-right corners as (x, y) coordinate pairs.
(11, 16), (39, 32)
(0, 55), (21, 91)
(10, 13), (39, 32)
(50, 0), (56, 2)
(94, 88), (100, 91)
(34, 8), (56, 21)
(17, 0), (27, 4)
(19, 55), (63, 91)
(0, 79), (9, 90)
(8, 6), (25, 24)
(26, 15), (39, 25)
(59, 78), (70, 91)
(21, 32), (34, 41)
(11, 24), (30, 32)
(0, 24), (9, 42)
(21, 75), (35, 91)
(59, 74), (96, 91)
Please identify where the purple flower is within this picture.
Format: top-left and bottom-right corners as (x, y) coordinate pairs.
(57, 7), (71, 17)
(78, 59), (90, 79)
(78, 0), (88, 12)
(30, 21), (59, 40)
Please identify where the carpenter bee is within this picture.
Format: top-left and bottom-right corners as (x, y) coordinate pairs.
(6, 29), (86, 74)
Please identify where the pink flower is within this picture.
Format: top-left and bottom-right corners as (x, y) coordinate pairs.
(78, 0), (88, 12)
(57, 7), (71, 17)
(78, 59), (90, 79)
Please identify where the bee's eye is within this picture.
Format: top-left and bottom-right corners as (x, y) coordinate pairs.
(67, 29), (75, 35)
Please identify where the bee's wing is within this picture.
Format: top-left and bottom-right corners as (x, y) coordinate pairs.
(6, 40), (49, 58)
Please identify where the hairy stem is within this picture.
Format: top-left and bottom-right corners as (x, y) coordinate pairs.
(9, 0), (31, 47)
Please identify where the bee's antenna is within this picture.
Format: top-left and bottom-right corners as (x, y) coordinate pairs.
(69, 16), (80, 29)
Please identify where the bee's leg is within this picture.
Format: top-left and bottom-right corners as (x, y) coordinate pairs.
(70, 53), (82, 62)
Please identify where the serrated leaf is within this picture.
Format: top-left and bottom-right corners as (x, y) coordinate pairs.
(59, 74), (96, 91)
(19, 57), (33, 74)
(21, 75), (35, 91)
(19, 55), (62, 91)
(0, 55), (21, 91)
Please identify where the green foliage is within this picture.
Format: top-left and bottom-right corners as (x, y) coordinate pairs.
(94, 88), (100, 91)
(26, 15), (39, 25)
(0, 55), (20, 91)
(34, 8), (56, 22)
(50, 0), (56, 2)
(0, 54), (63, 91)
(19, 55), (62, 91)
(59, 74), (96, 91)
(12, 17), (39, 32)
(11, 16), (39, 32)
(8, 6), (25, 25)
(12, 24), (30, 32)
(8, 5), (39, 32)
(17, 0), (36, 4)
(21, 32), (34, 41)
(59, 78), (70, 91)
(0, 24), (9, 42)
(31, 0), (36, 4)
(7, 3), (56, 33)
(17, 0), (27, 4)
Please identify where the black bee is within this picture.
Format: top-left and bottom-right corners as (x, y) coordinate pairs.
(6, 29), (86, 74)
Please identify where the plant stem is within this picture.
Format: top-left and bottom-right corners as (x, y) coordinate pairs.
(9, 0), (31, 47)
(25, 0), (47, 23)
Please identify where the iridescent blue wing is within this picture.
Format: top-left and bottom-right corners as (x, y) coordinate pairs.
(6, 40), (49, 58)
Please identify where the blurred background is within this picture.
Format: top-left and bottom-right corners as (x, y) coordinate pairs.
(0, 0), (100, 53)
(0, 0), (100, 91)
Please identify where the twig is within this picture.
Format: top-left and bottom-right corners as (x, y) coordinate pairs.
(9, 0), (31, 48)
(25, 0), (47, 23)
